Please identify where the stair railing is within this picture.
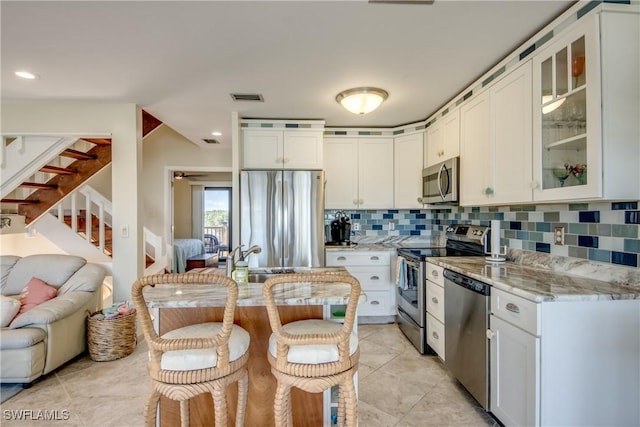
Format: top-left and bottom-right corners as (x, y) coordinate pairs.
(51, 184), (166, 272)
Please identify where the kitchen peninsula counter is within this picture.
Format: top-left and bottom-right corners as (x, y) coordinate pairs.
(144, 267), (355, 426)
(427, 256), (640, 302)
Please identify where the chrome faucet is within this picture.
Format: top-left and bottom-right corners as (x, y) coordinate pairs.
(226, 244), (262, 277)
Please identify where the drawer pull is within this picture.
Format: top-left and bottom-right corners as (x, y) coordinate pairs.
(370, 275), (379, 280)
(431, 270), (439, 278)
(431, 297), (439, 304)
(432, 331), (439, 340)
(370, 256), (379, 261)
(370, 300), (380, 305)
(506, 303), (520, 314)
(337, 256), (347, 261)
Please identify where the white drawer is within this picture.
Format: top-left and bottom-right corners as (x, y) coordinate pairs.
(425, 262), (444, 287)
(491, 288), (540, 336)
(426, 280), (444, 323)
(358, 290), (394, 317)
(348, 266), (391, 291)
(326, 250), (391, 267)
(426, 313), (445, 361)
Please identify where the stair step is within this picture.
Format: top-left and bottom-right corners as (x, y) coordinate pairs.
(82, 138), (111, 146)
(61, 148), (97, 161)
(20, 182), (59, 189)
(40, 165), (74, 175)
(1, 198), (40, 204)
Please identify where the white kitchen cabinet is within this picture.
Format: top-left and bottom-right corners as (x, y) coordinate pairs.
(242, 129), (323, 170)
(425, 261), (445, 360)
(394, 132), (425, 209)
(324, 137), (393, 209)
(425, 108), (460, 168)
(489, 287), (640, 427)
(460, 61), (533, 206)
(532, 10), (639, 202)
(325, 250), (395, 320)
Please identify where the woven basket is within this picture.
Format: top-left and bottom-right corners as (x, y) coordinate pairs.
(87, 310), (137, 362)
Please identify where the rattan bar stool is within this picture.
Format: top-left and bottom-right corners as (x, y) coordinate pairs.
(132, 273), (249, 427)
(263, 273), (362, 427)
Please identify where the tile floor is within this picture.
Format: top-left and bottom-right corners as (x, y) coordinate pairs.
(0, 323), (498, 426)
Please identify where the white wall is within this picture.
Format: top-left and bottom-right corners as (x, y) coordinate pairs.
(141, 124), (231, 244)
(173, 178), (192, 239)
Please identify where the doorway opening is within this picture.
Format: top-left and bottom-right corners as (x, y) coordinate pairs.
(204, 187), (231, 261)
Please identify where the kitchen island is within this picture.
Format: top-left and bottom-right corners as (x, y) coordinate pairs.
(143, 267), (354, 427)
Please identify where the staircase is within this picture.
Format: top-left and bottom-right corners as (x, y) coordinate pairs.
(1, 110), (167, 273)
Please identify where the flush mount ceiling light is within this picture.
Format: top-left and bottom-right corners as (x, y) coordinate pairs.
(211, 131), (222, 136)
(335, 87), (389, 115)
(15, 70), (39, 80)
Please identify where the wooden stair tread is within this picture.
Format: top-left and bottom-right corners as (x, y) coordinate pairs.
(1, 198), (40, 204)
(61, 148), (97, 160)
(40, 165), (74, 175)
(20, 182), (59, 189)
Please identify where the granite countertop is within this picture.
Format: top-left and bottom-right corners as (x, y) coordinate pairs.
(143, 267), (362, 308)
(428, 256), (640, 303)
(326, 236), (445, 251)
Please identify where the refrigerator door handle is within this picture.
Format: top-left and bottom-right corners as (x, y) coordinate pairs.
(283, 183), (289, 260)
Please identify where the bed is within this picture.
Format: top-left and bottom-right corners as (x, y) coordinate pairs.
(173, 239), (205, 273)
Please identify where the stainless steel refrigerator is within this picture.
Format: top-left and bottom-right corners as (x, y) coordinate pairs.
(240, 170), (325, 268)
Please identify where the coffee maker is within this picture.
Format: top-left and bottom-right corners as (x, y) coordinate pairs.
(327, 211), (351, 246)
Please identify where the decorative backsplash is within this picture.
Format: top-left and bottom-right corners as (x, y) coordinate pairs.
(326, 200), (640, 268)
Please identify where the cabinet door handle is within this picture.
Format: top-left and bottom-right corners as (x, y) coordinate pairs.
(506, 302), (520, 314)
(432, 331), (439, 340)
(431, 270), (439, 278)
(359, 199), (364, 205)
(337, 256), (347, 261)
(353, 199), (359, 205)
(483, 187), (494, 195)
(283, 157), (290, 163)
(370, 275), (379, 280)
(431, 297), (439, 304)
(370, 256), (379, 261)
(417, 197), (423, 203)
(530, 180), (540, 189)
(486, 329), (495, 339)
(370, 300), (380, 305)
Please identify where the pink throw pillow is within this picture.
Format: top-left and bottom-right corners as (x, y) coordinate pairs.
(17, 277), (58, 315)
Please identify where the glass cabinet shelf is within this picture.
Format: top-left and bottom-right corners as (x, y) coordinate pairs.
(545, 134), (586, 150)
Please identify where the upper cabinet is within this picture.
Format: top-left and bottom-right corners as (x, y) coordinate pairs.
(324, 137), (394, 209)
(460, 61), (533, 206)
(425, 109), (460, 168)
(532, 10), (639, 202)
(241, 120), (325, 170)
(394, 132), (425, 209)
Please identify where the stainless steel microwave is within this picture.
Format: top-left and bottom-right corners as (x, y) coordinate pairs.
(422, 157), (459, 204)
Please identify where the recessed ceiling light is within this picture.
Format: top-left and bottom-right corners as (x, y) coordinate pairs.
(211, 131), (222, 136)
(15, 70), (39, 80)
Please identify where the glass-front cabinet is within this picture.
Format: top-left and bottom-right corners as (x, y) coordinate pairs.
(532, 17), (600, 201)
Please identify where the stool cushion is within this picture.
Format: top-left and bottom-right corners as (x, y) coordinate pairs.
(160, 322), (250, 371)
(268, 319), (358, 364)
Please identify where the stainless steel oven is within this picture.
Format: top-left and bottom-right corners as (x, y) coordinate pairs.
(396, 224), (488, 355)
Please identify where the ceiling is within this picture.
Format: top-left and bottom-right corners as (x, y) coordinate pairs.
(2, 1), (575, 147)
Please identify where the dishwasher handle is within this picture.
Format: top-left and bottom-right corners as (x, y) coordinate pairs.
(443, 269), (490, 296)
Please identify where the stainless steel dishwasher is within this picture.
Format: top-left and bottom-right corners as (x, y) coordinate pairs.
(443, 269), (490, 410)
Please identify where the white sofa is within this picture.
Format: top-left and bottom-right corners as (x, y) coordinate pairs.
(0, 254), (105, 385)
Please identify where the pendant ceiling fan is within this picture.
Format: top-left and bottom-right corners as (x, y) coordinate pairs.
(173, 171), (209, 180)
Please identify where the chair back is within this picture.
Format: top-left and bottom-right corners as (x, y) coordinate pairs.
(262, 273), (361, 373)
(131, 272), (239, 379)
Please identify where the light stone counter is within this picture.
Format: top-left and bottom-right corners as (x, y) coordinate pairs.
(143, 266), (360, 308)
(429, 256), (640, 303)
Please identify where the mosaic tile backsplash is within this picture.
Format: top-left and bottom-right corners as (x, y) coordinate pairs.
(326, 201), (640, 268)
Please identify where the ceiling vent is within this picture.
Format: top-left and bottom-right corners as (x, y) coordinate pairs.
(202, 138), (220, 144)
(230, 93), (264, 102)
